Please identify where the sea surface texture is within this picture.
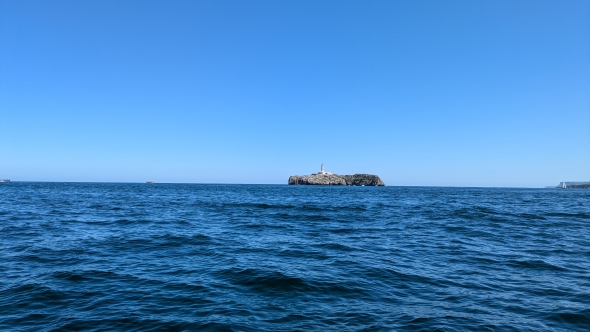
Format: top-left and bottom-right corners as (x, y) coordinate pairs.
(1, 183), (589, 331)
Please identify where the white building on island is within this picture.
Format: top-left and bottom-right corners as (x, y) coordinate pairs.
(318, 164), (333, 175)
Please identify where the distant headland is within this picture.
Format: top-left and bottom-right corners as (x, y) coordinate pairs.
(549, 181), (590, 189)
(288, 164), (385, 186)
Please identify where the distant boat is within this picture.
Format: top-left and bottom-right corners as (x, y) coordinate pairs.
(0, 179), (10, 183)
(146, 181), (154, 184)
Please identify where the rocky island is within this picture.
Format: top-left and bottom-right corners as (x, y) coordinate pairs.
(288, 164), (385, 186)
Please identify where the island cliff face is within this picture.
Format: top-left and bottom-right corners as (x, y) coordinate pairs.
(288, 173), (385, 186)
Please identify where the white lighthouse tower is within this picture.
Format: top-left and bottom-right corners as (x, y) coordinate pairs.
(318, 164), (332, 175)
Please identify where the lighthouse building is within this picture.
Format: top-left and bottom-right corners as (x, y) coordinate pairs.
(317, 164), (333, 175)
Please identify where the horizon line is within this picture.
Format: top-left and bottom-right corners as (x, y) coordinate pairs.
(0, 180), (566, 189)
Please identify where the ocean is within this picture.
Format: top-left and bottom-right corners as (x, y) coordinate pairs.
(1, 182), (589, 331)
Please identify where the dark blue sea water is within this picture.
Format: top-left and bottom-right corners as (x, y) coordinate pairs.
(1, 183), (589, 331)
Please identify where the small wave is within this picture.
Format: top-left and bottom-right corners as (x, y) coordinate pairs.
(506, 259), (567, 272)
(329, 227), (355, 233)
(305, 215), (332, 221)
(363, 266), (443, 288)
(215, 268), (368, 297)
(517, 213), (547, 221)
(0, 282), (69, 308)
(153, 233), (214, 247)
(19, 253), (57, 264)
(204, 201), (298, 210)
(547, 309), (590, 329)
(51, 317), (238, 332)
(545, 212), (590, 220)
(216, 268), (311, 293)
(315, 242), (355, 252)
(277, 248), (331, 260)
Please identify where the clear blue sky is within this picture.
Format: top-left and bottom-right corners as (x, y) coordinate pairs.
(1, 0), (588, 186)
